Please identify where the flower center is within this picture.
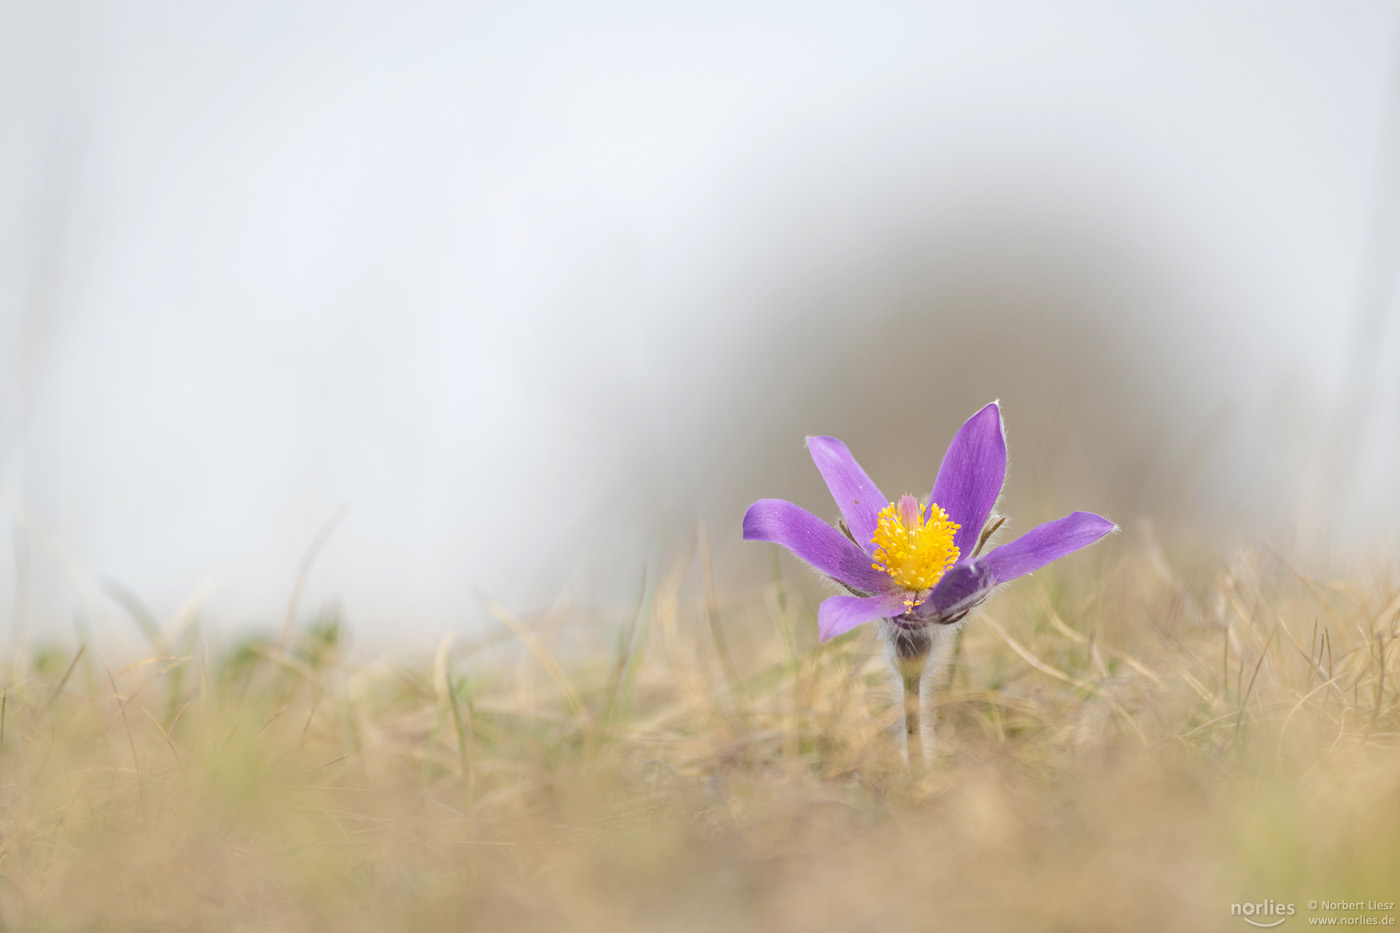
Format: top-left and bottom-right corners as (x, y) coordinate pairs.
(870, 495), (961, 598)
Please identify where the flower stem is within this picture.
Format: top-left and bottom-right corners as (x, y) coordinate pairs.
(889, 624), (932, 768)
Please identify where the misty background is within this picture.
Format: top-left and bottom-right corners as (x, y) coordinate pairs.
(2, 1), (1398, 653)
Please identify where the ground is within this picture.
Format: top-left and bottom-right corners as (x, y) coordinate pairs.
(1, 530), (1397, 931)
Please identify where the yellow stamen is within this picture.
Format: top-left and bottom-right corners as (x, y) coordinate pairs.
(870, 495), (961, 600)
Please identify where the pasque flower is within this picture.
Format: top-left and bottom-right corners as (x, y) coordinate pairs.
(743, 402), (1115, 641)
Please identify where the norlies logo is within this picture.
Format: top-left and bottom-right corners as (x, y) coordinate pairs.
(1231, 900), (1297, 927)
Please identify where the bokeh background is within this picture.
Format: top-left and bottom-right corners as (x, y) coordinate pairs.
(2, 0), (1398, 652)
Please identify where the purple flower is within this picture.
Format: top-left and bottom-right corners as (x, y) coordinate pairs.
(743, 402), (1115, 641)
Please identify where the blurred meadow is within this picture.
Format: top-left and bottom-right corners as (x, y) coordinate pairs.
(3, 0), (1400, 929)
(1, 532), (1398, 930)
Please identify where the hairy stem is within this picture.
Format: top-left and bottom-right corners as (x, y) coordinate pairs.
(890, 624), (932, 768)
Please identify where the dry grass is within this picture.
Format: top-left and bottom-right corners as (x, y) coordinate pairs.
(2, 527), (1398, 931)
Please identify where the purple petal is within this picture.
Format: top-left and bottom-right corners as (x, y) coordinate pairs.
(817, 591), (911, 641)
(807, 436), (886, 556)
(912, 559), (996, 623)
(983, 511), (1116, 583)
(743, 499), (895, 594)
(929, 402), (1007, 558)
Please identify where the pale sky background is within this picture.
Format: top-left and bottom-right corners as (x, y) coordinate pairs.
(1, 0), (1398, 652)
